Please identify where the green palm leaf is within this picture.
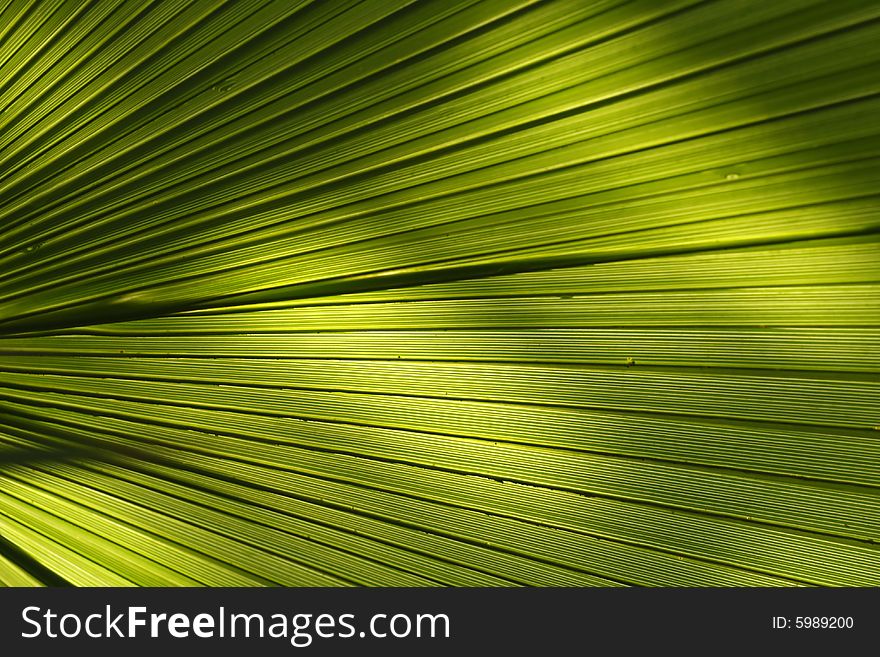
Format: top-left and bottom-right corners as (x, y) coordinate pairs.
(0, 0), (878, 587)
